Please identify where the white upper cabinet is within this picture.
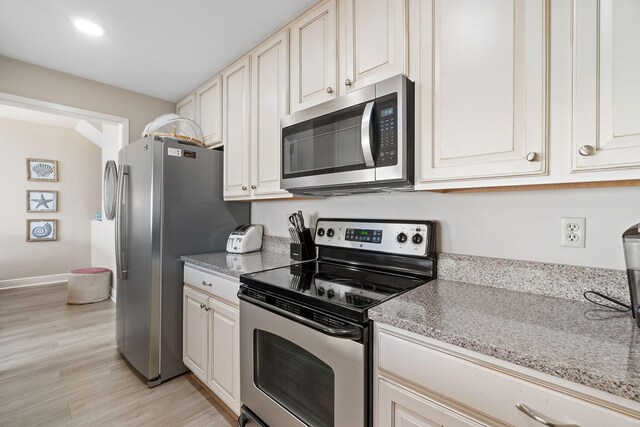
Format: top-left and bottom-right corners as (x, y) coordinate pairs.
(223, 56), (251, 198)
(339, 0), (408, 93)
(415, 0), (547, 183)
(290, 0), (337, 112)
(251, 30), (292, 197)
(196, 76), (223, 147)
(176, 94), (195, 122)
(177, 76), (222, 148)
(572, 0), (640, 171)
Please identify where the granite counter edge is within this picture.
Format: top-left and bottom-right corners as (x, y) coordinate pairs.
(369, 311), (639, 403)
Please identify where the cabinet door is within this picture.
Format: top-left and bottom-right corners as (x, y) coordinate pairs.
(378, 379), (484, 427)
(416, 0), (547, 183)
(251, 30), (292, 198)
(339, 0), (407, 93)
(196, 75), (222, 147)
(207, 298), (240, 415)
(182, 286), (208, 382)
(572, 0), (640, 171)
(223, 56), (251, 198)
(176, 94), (195, 121)
(290, 0), (337, 112)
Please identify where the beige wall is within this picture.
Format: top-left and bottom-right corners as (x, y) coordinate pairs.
(252, 186), (640, 271)
(0, 56), (175, 141)
(0, 117), (101, 280)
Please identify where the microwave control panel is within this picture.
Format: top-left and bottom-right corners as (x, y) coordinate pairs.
(377, 95), (398, 167)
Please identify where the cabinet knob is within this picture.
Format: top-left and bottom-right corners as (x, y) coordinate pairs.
(326, 87), (333, 94)
(578, 145), (595, 156)
(251, 185), (257, 189)
(242, 186), (247, 191)
(199, 303), (205, 309)
(344, 79), (352, 87)
(525, 152), (538, 162)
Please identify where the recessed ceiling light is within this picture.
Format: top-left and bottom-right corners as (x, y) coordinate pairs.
(72, 18), (105, 37)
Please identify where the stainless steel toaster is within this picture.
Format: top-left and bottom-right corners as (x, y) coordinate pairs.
(226, 224), (263, 254)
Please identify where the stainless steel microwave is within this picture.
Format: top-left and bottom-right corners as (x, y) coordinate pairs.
(281, 74), (414, 196)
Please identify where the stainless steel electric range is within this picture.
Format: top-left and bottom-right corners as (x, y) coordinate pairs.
(237, 219), (437, 427)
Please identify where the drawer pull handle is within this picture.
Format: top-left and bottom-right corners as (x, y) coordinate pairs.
(516, 403), (578, 427)
(201, 280), (212, 287)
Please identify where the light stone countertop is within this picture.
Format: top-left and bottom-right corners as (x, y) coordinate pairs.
(181, 235), (303, 279)
(369, 278), (640, 403)
(180, 250), (299, 279)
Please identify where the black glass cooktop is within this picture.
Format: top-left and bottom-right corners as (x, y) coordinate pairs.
(239, 260), (429, 323)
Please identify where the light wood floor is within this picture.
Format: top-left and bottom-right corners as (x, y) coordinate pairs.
(0, 283), (234, 427)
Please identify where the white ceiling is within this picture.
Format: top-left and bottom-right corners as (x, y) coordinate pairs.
(0, 0), (316, 102)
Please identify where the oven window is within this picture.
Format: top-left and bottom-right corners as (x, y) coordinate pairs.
(254, 330), (334, 427)
(282, 101), (373, 179)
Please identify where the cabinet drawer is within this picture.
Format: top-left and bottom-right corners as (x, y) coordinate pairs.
(378, 330), (639, 427)
(184, 264), (239, 306)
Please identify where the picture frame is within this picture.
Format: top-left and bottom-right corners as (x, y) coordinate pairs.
(27, 158), (58, 182)
(26, 190), (58, 213)
(27, 219), (58, 242)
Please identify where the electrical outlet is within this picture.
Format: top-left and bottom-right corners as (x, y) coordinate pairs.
(561, 217), (586, 248)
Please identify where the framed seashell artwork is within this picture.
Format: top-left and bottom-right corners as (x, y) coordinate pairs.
(27, 158), (58, 181)
(27, 219), (58, 242)
(27, 190), (58, 213)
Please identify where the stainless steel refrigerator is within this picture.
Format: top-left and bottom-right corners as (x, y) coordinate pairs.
(115, 136), (249, 386)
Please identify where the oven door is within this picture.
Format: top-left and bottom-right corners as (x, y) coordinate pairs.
(239, 299), (366, 427)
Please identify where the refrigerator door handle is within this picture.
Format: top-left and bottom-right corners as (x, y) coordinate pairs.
(116, 165), (130, 280)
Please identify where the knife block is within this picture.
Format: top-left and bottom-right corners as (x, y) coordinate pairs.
(290, 229), (316, 261)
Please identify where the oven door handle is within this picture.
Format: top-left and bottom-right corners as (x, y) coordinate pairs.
(361, 101), (376, 168)
(238, 293), (362, 340)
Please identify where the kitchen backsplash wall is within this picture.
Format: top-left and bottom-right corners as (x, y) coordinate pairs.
(0, 117), (101, 281)
(252, 186), (640, 270)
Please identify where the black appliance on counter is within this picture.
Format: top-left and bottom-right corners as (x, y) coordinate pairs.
(623, 223), (640, 327)
(237, 219), (437, 427)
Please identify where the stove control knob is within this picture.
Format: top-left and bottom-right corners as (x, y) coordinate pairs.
(327, 289), (335, 298)
(412, 234), (423, 245)
(327, 228), (335, 238)
(317, 228), (325, 237)
(396, 232), (407, 244)
(317, 287), (325, 296)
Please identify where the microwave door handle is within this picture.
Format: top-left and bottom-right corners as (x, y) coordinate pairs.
(361, 101), (376, 167)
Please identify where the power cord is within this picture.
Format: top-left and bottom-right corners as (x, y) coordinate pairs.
(583, 291), (631, 312)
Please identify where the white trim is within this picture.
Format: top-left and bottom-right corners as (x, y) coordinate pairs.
(0, 273), (69, 290)
(0, 92), (130, 133)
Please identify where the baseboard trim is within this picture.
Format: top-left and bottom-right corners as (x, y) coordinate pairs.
(0, 273), (69, 290)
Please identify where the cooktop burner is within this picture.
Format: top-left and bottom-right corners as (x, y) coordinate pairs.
(240, 219), (437, 323)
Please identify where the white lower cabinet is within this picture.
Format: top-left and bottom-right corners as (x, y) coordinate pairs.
(182, 266), (241, 415)
(183, 286), (208, 382)
(379, 379), (484, 427)
(376, 323), (640, 427)
(206, 297), (240, 414)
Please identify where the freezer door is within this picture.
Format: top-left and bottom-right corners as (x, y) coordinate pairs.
(159, 139), (250, 381)
(116, 138), (162, 382)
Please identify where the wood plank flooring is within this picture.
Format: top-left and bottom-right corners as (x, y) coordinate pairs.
(0, 283), (234, 426)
